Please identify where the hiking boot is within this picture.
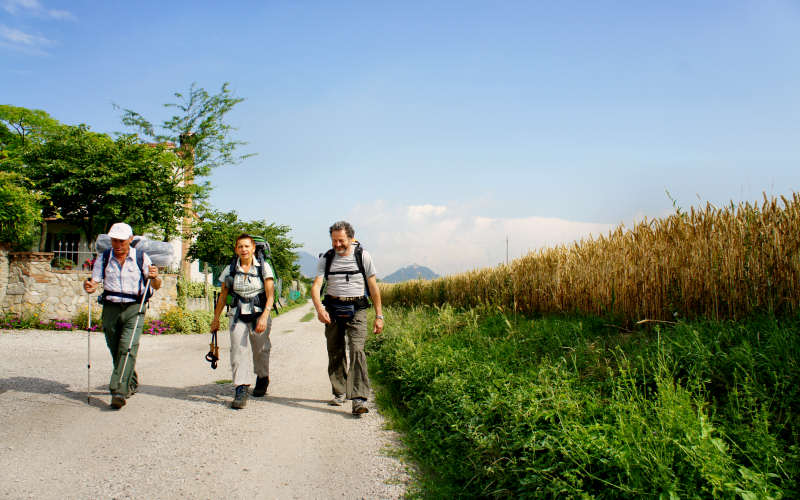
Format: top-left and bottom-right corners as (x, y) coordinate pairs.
(252, 376), (269, 397)
(352, 398), (368, 415)
(231, 385), (248, 409)
(328, 394), (346, 406)
(110, 394), (126, 409)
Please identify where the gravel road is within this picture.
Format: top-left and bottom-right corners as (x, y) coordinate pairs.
(0, 303), (409, 499)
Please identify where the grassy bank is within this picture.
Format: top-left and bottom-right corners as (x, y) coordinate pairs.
(367, 306), (799, 498)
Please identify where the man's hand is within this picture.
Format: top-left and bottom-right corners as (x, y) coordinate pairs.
(84, 279), (98, 294)
(373, 317), (384, 334)
(255, 313), (269, 333)
(210, 318), (220, 333)
(317, 308), (331, 325)
(148, 265), (159, 279)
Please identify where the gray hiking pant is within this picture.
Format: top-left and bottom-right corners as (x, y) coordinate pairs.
(229, 314), (272, 387)
(324, 308), (371, 400)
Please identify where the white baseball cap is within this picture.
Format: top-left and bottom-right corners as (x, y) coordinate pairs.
(107, 222), (133, 240)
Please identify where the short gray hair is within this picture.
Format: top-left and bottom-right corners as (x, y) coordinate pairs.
(329, 220), (355, 238)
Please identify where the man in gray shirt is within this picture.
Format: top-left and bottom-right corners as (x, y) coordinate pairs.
(310, 220), (384, 415)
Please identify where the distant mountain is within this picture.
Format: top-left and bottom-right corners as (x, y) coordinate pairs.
(382, 264), (439, 283)
(295, 251), (319, 278)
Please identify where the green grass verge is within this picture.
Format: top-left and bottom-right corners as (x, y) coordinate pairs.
(300, 311), (315, 322)
(367, 305), (800, 498)
(276, 296), (309, 315)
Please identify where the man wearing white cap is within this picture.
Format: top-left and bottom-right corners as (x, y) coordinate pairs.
(84, 222), (162, 409)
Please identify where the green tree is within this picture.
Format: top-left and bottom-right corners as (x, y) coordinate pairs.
(116, 82), (254, 273)
(20, 124), (189, 243)
(0, 172), (42, 249)
(0, 105), (62, 152)
(117, 82), (253, 178)
(188, 210), (300, 286)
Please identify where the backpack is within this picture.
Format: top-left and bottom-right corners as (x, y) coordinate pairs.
(224, 236), (280, 315)
(321, 241), (370, 298)
(99, 246), (154, 304)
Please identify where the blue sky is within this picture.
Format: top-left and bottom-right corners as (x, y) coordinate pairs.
(3, 1), (799, 275)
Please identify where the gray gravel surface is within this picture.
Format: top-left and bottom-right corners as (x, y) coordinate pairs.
(0, 303), (409, 499)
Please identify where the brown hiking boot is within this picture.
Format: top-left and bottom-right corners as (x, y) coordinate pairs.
(252, 376), (269, 397)
(352, 398), (368, 415)
(110, 395), (126, 409)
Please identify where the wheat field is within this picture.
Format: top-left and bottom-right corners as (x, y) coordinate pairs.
(380, 193), (800, 323)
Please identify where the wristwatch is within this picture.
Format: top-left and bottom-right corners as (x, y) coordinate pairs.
(376, 315), (384, 320)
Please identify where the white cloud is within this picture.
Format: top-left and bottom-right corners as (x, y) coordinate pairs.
(0, 24), (52, 54)
(0, 24), (47, 45)
(2, 0), (39, 14)
(344, 201), (616, 277)
(47, 9), (74, 20)
(2, 0), (75, 20)
(407, 204), (447, 220)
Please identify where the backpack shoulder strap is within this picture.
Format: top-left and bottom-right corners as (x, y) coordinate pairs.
(354, 244), (369, 297)
(323, 249), (335, 280)
(257, 254), (265, 281)
(225, 257), (237, 289)
(101, 249), (112, 280)
(135, 249), (155, 302)
(135, 249), (145, 276)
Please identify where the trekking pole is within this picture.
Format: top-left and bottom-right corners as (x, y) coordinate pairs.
(86, 280), (92, 404)
(119, 278), (150, 387)
(205, 329), (219, 369)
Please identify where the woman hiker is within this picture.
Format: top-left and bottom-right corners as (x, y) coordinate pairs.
(210, 233), (275, 409)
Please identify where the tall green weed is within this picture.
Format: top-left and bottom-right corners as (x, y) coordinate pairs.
(368, 306), (799, 498)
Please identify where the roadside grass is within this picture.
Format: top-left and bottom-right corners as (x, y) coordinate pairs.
(367, 305), (800, 498)
(277, 296), (309, 315)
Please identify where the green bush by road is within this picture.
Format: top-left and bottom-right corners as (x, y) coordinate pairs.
(368, 306), (799, 498)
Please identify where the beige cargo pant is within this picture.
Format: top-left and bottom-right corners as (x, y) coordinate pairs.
(324, 308), (371, 400)
(229, 313), (272, 387)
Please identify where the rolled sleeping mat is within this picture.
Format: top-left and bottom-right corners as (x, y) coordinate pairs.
(95, 234), (175, 267)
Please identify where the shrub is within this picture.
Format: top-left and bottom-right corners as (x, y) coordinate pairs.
(72, 305), (102, 331)
(160, 306), (225, 334)
(143, 319), (172, 335)
(0, 305), (46, 330)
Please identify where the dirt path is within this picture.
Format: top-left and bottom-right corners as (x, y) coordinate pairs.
(0, 303), (408, 499)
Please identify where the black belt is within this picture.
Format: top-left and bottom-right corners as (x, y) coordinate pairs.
(325, 295), (366, 302)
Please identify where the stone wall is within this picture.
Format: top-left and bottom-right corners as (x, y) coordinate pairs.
(0, 247), (178, 321)
(0, 244), (9, 309)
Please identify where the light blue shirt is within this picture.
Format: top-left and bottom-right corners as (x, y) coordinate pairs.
(91, 248), (153, 303)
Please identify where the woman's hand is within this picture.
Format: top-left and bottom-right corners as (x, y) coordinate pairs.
(255, 313), (269, 333)
(210, 317), (220, 333)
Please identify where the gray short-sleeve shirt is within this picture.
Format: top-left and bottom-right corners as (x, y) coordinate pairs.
(316, 248), (377, 298)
